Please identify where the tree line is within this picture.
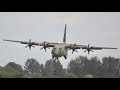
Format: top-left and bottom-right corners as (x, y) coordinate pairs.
(0, 56), (120, 78)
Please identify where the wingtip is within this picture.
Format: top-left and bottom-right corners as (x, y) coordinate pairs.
(2, 39), (5, 41)
(113, 48), (118, 49)
(2, 39), (8, 41)
(114, 48), (118, 49)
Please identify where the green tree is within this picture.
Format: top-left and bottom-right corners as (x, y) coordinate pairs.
(45, 59), (65, 78)
(24, 58), (41, 75)
(40, 64), (45, 75)
(53, 60), (65, 77)
(88, 57), (99, 75)
(45, 59), (55, 77)
(102, 57), (120, 72)
(68, 56), (89, 76)
(0, 66), (24, 78)
(6, 62), (23, 72)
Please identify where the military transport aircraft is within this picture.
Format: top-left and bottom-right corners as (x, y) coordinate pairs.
(3, 24), (117, 59)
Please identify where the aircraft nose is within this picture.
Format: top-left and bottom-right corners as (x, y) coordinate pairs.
(55, 49), (59, 55)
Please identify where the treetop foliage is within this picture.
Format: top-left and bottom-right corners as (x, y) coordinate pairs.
(0, 56), (120, 78)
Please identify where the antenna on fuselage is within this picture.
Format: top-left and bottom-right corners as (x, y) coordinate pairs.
(63, 24), (67, 43)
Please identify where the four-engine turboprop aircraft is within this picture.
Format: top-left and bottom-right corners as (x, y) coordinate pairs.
(3, 24), (118, 59)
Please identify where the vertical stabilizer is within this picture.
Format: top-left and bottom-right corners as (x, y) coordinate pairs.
(63, 24), (67, 43)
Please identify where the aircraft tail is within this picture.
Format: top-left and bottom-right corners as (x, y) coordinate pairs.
(63, 24), (67, 43)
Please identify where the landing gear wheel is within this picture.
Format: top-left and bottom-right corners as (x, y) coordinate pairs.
(64, 56), (67, 59)
(52, 55), (54, 58)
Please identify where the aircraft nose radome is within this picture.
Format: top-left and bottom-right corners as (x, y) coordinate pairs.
(55, 51), (59, 54)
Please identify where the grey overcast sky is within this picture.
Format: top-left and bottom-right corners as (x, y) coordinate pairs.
(0, 12), (119, 68)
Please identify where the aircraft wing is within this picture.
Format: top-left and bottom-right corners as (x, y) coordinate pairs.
(66, 44), (85, 49)
(3, 39), (118, 50)
(3, 39), (40, 45)
(81, 46), (118, 50)
(66, 43), (117, 50)
(2, 39), (59, 47)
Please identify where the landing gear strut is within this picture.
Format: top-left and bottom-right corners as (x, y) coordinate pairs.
(64, 56), (67, 59)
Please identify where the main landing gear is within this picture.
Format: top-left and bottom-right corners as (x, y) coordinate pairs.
(64, 56), (67, 59)
(52, 55), (67, 59)
(52, 55), (58, 59)
(52, 55), (54, 58)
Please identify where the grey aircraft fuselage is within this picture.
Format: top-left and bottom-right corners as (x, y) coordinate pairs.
(51, 43), (68, 59)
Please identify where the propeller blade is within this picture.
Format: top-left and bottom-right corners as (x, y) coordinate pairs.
(32, 46), (35, 48)
(29, 46), (31, 50)
(25, 45), (29, 48)
(84, 49), (88, 52)
(75, 49), (78, 52)
(90, 50), (94, 52)
(41, 47), (44, 50)
(72, 49), (78, 54)
(40, 41), (50, 51)
(88, 51), (90, 54)
(44, 48), (47, 52)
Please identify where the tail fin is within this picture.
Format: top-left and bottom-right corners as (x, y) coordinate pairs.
(63, 24), (67, 43)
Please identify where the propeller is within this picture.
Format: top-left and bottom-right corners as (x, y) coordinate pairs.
(70, 44), (78, 54)
(84, 44), (94, 54)
(25, 39), (35, 50)
(40, 41), (50, 52)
